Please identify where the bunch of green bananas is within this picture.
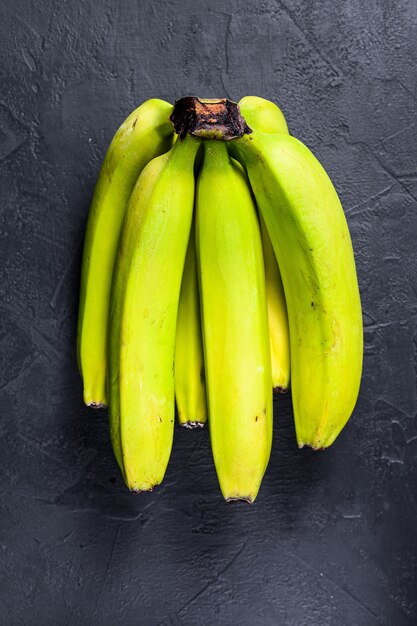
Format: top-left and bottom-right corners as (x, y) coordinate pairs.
(77, 96), (363, 503)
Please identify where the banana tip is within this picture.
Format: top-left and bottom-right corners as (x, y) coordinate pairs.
(225, 496), (254, 505)
(129, 484), (159, 494)
(181, 421), (206, 429)
(86, 401), (107, 409)
(298, 441), (328, 451)
(273, 385), (288, 394)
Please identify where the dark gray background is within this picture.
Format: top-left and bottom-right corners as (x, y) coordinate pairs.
(1, 0), (416, 624)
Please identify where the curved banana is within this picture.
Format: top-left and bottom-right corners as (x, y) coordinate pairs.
(259, 214), (290, 392)
(196, 140), (272, 502)
(77, 99), (174, 408)
(230, 96), (290, 392)
(235, 130), (363, 449)
(108, 153), (167, 472)
(175, 221), (207, 428)
(108, 135), (200, 491)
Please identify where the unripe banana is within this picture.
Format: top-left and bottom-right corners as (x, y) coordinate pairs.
(196, 140), (272, 502)
(260, 214), (290, 392)
(108, 153), (167, 472)
(231, 95), (290, 392)
(174, 221), (207, 427)
(108, 135), (200, 491)
(77, 99), (174, 408)
(235, 130), (363, 449)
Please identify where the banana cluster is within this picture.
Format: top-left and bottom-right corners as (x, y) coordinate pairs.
(77, 96), (363, 503)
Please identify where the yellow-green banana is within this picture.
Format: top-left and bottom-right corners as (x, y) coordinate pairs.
(108, 135), (200, 491)
(235, 130), (363, 449)
(174, 221), (207, 427)
(229, 153), (289, 391)
(236, 96), (290, 392)
(77, 99), (174, 408)
(259, 214), (290, 392)
(108, 153), (167, 472)
(196, 141), (272, 502)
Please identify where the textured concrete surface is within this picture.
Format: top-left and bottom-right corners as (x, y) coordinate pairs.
(1, 0), (416, 624)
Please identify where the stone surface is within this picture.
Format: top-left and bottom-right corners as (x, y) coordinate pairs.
(0, 0), (416, 624)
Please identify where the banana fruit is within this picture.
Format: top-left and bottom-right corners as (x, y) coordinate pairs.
(195, 141), (272, 502)
(230, 151), (290, 392)
(107, 152), (167, 472)
(77, 99), (174, 408)
(175, 221), (207, 427)
(108, 136), (200, 491)
(235, 96), (290, 392)
(235, 129), (363, 449)
(260, 214), (290, 392)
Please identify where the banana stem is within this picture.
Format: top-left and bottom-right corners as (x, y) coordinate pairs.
(171, 96), (251, 140)
(170, 133), (201, 163)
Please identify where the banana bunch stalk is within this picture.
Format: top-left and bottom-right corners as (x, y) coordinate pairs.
(77, 95), (363, 501)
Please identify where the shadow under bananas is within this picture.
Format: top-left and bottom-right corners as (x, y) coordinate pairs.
(259, 391), (339, 534)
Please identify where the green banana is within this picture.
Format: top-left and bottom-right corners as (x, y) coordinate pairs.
(230, 153), (289, 392)
(108, 153), (167, 472)
(174, 221), (207, 427)
(196, 140), (272, 502)
(77, 99), (174, 408)
(259, 214), (290, 392)
(236, 95), (290, 392)
(235, 130), (363, 449)
(108, 135), (200, 491)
